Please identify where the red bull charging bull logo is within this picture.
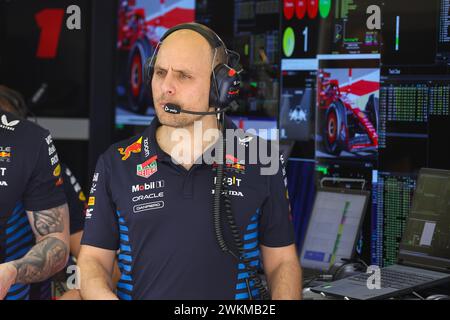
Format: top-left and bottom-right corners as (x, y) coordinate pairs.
(118, 137), (142, 161)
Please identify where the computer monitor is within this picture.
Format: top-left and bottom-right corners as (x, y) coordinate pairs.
(115, 0), (196, 125)
(371, 170), (417, 267)
(315, 57), (380, 161)
(398, 168), (450, 272)
(0, 0), (91, 118)
(300, 187), (369, 272)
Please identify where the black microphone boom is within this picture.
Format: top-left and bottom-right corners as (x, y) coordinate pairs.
(163, 103), (182, 114)
(164, 103), (229, 115)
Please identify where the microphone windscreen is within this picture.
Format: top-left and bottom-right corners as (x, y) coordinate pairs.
(164, 103), (181, 114)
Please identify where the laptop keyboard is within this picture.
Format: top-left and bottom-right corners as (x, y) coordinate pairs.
(347, 268), (438, 289)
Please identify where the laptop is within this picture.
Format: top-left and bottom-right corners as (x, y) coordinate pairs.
(311, 168), (450, 300)
(300, 187), (369, 280)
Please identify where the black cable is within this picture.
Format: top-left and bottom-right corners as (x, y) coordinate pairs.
(303, 277), (319, 288)
(411, 291), (425, 300)
(303, 274), (334, 288)
(221, 173), (270, 300)
(331, 258), (368, 281)
(212, 115), (236, 258)
(212, 112), (269, 300)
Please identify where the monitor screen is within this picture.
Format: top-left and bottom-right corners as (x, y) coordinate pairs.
(315, 56), (380, 160)
(371, 170), (417, 266)
(280, 70), (316, 142)
(231, 1), (280, 120)
(115, 0), (196, 126)
(381, 0), (438, 66)
(300, 188), (368, 272)
(0, 0), (91, 118)
(399, 169), (450, 270)
(115, 0), (280, 136)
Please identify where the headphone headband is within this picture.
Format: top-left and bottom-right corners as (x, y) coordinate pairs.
(159, 23), (224, 50)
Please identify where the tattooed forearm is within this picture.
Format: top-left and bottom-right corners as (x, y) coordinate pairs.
(32, 206), (64, 236)
(12, 237), (69, 284)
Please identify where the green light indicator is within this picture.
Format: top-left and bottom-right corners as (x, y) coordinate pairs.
(319, 0), (331, 18)
(283, 27), (295, 57)
(316, 165), (329, 175)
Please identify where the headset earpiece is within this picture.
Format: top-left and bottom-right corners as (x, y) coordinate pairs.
(209, 64), (241, 108)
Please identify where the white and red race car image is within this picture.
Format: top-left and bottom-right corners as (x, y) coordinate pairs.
(117, 0), (195, 114)
(316, 68), (379, 158)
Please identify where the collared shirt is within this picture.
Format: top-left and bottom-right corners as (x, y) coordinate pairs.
(81, 116), (294, 300)
(0, 111), (66, 300)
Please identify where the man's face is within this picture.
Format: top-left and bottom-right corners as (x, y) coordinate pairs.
(151, 30), (213, 128)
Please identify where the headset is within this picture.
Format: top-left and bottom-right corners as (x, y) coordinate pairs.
(144, 22), (242, 111)
(144, 23), (269, 300)
(330, 259), (367, 281)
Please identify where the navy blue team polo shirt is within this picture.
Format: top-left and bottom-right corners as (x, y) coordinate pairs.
(81, 116), (295, 300)
(0, 111), (67, 300)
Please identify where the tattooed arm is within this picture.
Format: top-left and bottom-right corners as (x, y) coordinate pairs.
(13, 204), (70, 284)
(0, 204), (70, 299)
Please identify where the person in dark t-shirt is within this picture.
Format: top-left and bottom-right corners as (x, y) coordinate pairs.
(78, 23), (302, 300)
(0, 92), (70, 300)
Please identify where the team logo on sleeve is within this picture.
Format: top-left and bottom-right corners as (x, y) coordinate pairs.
(45, 134), (53, 145)
(85, 208), (93, 219)
(0, 115), (19, 131)
(88, 197), (95, 206)
(79, 191), (86, 202)
(55, 177), (63, 187)
(0, 167), (7, 187)
(44, 135), (60, 166)
(136, 155), (158, 178)
(50, 153), (59, 166)
(53, 164), (61, 177)
(118, 137), (142, 160)
(0, 147), (11, 162)
(48, 144), (56, 156)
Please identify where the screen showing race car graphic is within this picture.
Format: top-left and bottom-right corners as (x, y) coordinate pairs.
(316, 67), (380, 159)
(280, 86), (314, 141)
(115, 0), (195, 126)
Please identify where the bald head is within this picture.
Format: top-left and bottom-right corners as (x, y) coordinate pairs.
(158, 29), (214, 75)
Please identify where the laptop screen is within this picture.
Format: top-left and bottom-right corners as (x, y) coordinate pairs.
(300, 188), (369, 272)
(398, 168), (450, 272)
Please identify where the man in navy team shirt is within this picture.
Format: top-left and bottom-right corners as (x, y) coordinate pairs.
(0, 86), (70, 300)
(78, 23), (302, 300)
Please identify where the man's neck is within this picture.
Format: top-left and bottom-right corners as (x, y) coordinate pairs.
(156, 115), (220, 170)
